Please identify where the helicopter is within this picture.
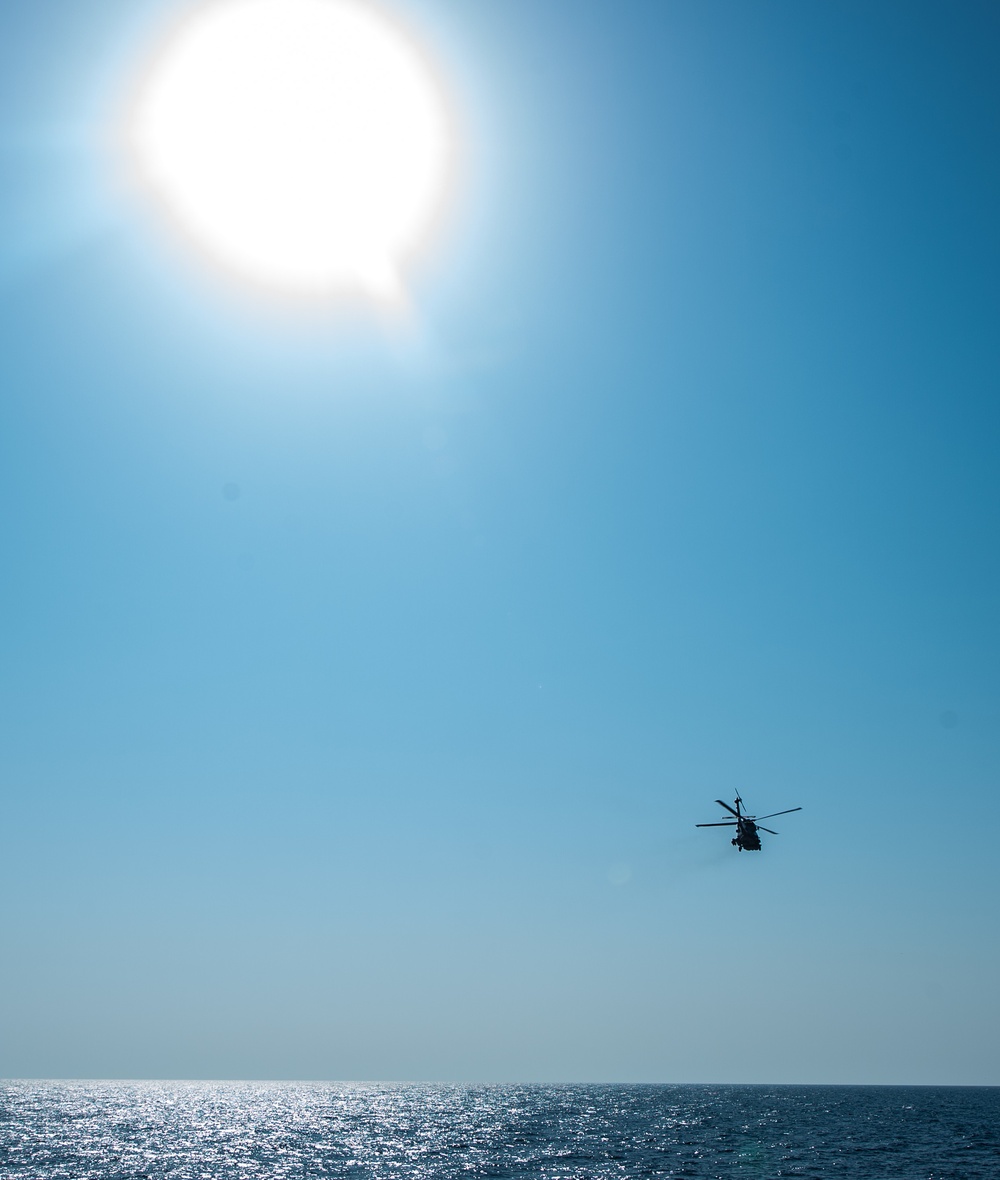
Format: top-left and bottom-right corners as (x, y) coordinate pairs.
(696, 795), (801, 851)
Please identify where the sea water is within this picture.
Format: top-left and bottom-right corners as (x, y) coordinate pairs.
(1, 1082), (997, 1179)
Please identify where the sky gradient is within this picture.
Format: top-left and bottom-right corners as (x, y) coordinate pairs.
(1, 0), (999, 1084)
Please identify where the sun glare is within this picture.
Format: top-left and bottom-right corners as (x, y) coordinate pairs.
(129, 0), (452, 300)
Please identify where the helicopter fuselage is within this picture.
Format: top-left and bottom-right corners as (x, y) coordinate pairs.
(733, 819), (761, 851)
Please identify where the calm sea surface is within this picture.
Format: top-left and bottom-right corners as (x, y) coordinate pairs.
(1, 1083), (997, 1179)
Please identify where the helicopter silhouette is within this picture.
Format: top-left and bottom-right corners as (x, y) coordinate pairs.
(697, 795), (801, 851)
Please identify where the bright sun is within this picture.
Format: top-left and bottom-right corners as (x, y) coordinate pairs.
(130, 0), (452, 300)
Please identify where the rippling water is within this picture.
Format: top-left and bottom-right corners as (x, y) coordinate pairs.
(1, 1082), (997, 1179)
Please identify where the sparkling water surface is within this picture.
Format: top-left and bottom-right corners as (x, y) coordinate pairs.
(1, 1082), (997, 1179)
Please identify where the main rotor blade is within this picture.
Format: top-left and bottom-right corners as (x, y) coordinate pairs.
(752, 807), (802, 821)
(757, 826), (778, 835)
(715, 800), (740, 818)
(696, 822), (737, 827)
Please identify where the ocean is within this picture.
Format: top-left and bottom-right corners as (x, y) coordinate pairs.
(0, 1082), (997, 1179)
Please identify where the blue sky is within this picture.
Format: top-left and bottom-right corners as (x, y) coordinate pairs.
(1, 0), (999, 1084)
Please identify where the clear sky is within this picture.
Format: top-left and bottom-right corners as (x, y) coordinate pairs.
(1, 0), (999, 1085)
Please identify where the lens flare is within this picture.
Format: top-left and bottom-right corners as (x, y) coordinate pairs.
(129, 0), (452, 299)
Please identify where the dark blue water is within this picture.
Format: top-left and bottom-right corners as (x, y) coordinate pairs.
(1, 1083), (997, 1179)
